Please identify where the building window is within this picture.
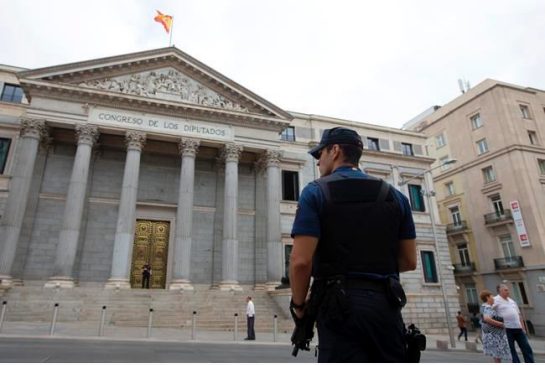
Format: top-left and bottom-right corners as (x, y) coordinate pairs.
(280, 126), (295, 142)
(435, 133), (446, 148)
(538, 159), (545, 175)
(0, 138), (11, 174)
(282, 170), (299, 201)
(458, 244), (471, 266)
(445, 181), (455, 196)
(499, 234), (516, 258)
(284, 244), (293, 281)
(528, 131), (538, 145)
(465, 283), (479, 305)
(482, 166), (496, 184)
(401, 143), (414, 156)
(520, 104), (531, 119)
(450, 206), (462, 226)
(510, 281), (529, 305)
(367, 137), (380, 151)
(490, 194), (504, 216)
(470, 113), (483, 129)
(0, 84), (23, 103)
(421, 251), (438, 283)
(476, 138), (489, 155)
(408, 184), (425, 212)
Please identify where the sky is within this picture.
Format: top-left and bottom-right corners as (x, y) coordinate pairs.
(1, 0), (545, 129)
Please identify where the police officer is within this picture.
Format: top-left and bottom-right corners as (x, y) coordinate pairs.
(289, 127), (417, 362)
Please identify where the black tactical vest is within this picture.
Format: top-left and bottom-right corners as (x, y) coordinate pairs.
(312, 173), (402, 278)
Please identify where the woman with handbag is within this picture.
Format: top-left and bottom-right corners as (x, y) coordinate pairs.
(480, 289), (512, 362)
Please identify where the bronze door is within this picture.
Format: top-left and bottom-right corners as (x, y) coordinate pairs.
(130, 220), (169, 289)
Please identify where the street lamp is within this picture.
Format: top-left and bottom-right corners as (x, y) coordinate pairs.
(399, 158), (457, 348)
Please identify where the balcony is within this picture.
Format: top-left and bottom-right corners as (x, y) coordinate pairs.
(453, 262), (476, 274)
(494, 256), (524, 270)
(484, 209), (513, 226)
(446, 221), (468, 234)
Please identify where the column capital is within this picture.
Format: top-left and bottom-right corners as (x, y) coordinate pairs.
(179, 138), (200, 157)
(264, 150), (282, 168)
(125, 130), (146, 151)
(221, 143), (243, 163)
(75, 124), (99, 146)
(19, 118), (48, 140)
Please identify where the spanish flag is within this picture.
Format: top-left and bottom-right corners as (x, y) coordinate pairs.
(154, 10), (173, 34)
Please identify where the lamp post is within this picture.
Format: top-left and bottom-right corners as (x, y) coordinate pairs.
(400, 158), (457, 348)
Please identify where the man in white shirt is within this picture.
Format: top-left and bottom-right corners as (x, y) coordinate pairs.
(245, 296), (256, 340)
(494, 284), (534, 362)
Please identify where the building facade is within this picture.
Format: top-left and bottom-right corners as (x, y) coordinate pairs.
(406, 79), (545, 336)
(0, 47), (458, 334)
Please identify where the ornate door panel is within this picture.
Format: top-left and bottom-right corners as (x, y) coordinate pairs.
(130, 220), (169, 289)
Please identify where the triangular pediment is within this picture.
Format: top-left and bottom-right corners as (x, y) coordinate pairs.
(77, 67), (250, 113)
(17, 47), (292, 124)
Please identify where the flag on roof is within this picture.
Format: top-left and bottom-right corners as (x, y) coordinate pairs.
(154, 10), (173, 33)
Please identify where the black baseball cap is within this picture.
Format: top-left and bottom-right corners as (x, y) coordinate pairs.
(308, 127), (363, 159)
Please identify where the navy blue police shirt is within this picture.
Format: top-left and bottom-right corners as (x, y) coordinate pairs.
(291, 166), (416, 240)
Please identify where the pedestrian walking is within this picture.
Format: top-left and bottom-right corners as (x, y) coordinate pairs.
(480, 289), (511, 362)
(457, 311), (468, 341)
(494, 284), (534, 362)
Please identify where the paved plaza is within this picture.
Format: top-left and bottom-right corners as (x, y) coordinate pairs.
(1, 321), (544, 362)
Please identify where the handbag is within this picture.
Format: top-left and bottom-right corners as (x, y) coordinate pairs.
(492, 315), (504, 323)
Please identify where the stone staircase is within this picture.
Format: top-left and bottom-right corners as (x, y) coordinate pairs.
(0, 284), (293, 332)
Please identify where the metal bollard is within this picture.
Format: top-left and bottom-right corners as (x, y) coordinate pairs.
(191, 311), (197, 340)
(234, 313), (238, 341)
(0, 301), (7, 333)
(273, 314), (278, 342)
(147, 308), (154, 338)
(98, 305), (107, 337)
(50, 303), (59, 336)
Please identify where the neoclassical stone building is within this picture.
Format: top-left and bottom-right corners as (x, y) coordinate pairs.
(0, 48), (458, 334)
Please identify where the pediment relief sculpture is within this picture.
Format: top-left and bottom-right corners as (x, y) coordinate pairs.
(78, 68), (249, 112)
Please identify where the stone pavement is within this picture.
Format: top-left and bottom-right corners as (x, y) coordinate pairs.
(0, 321), (544, 355)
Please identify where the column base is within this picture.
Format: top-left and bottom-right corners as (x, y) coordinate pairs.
(169, 280), (194, 291)
(265, 281), (282, 292)
(104, 278), (131, 290)
(44, 277), (76, 288)
(218, 281), (243, 291)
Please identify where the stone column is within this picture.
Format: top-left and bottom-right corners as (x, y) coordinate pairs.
(0, 119), (48, 287)
(169, 138), (200, 291)
(105, 131), (146, 289)
(219, 143), (243, 291)
(45, 125), (99, 288)
(264, 150), (283, 290)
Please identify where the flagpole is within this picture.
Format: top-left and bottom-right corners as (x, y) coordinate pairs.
(169, 19), (174, 47)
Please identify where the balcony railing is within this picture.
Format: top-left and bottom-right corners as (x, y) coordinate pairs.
(446, 221), (468, 234)
(494, 256), (524, 270)
(453, 262), (475, 274)
(484, 209), (513, 225)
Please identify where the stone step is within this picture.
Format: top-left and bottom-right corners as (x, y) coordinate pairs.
(1, 285), (291, 332)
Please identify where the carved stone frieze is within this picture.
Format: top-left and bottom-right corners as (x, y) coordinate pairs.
(19, 118), (48, 140)
(179, 138), (200, 157)
(78, 68), (249, 112)
(221, 143), (243, 163)
(125, 130), (146, 151)
(75, 124), (99, 146)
